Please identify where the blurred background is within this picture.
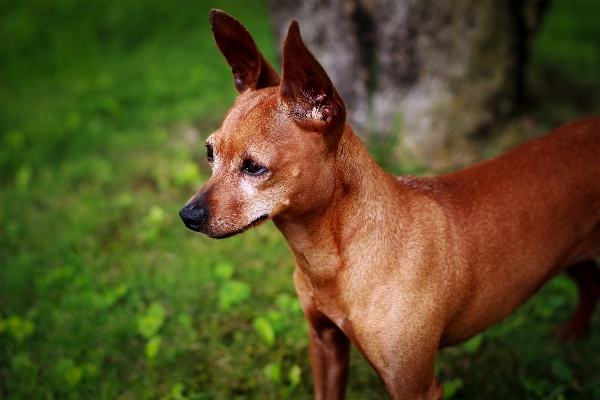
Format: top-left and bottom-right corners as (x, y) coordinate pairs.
(1, 0), (599, 399)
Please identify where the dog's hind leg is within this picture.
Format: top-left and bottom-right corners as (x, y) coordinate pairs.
(559, 259), (600, 340)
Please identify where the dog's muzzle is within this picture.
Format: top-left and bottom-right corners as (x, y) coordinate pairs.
(179, 204), (208, 232)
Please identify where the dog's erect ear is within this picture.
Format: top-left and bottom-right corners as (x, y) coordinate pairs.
(209, 9), (280, 94)
(280, 21), (345, 135)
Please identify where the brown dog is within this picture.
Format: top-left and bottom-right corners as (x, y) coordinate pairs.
(179, 10), (600, 399)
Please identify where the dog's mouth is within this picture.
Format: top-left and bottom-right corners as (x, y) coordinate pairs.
(212, 214), (270, 239)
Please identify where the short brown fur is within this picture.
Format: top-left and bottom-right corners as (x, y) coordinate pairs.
(179, 10), (600, 399)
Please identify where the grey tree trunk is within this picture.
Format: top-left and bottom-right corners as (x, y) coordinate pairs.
(267, 0), (550, 170)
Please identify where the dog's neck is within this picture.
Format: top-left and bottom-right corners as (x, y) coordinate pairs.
(273, 124), (412, 288)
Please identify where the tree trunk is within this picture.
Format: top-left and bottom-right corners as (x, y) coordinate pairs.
(266, 0), (550, 170)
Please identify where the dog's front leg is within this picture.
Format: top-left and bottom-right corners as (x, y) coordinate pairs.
(294, 268), (350, 400)
(307, 314), (350, 400)
(355, 318), (444, 400)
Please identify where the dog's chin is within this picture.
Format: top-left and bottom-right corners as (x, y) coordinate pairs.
(206, 214), (271, 239)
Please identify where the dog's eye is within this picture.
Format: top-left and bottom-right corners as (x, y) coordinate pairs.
(206, 144), (214, 162)
(241, 159), (267, 175)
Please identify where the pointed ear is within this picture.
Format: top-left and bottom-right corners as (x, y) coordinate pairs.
(209, 9), (280, 93)
(280, 21), (346, 133)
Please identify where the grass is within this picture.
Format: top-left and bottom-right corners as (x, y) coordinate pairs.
(0, 0), (599, 399)
(527, 0), (600, 129)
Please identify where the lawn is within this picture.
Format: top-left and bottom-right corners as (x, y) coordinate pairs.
(1, 0), (599, 399)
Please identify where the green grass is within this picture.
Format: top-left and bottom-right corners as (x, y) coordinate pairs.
(1, 0), (599, 399)
(527, 0), (600, 128)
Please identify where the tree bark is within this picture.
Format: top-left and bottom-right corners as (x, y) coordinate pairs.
(267, 0), (550, 170)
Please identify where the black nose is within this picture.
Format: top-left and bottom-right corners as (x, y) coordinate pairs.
(179, 204), (208, 232)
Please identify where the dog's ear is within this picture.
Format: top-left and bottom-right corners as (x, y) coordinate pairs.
(209, 9), (280, 94)
(280, 21), (346, 136)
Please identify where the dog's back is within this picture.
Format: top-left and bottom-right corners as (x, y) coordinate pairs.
(428, 117), (600, 345)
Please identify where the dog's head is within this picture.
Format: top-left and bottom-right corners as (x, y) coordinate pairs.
(179, 9), (346, 238)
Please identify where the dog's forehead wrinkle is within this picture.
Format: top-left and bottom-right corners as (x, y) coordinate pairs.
(222, 88), (279, 132)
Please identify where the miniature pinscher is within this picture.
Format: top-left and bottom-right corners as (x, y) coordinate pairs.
(180, 10), (600, 399)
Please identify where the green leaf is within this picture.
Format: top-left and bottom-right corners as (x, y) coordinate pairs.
(100, 96), (122, 116)
(83, 363), (100, 378)
(213, 262), (234, 282)
(15, 164), (33, 192)
(218, 280), (251, 311)
(145, 206), (165, 227)
(146, 335), (162, 364)
(461, 334), (483, 354)
(91, 284), (129, 310)
(141, 206), (166, 243)
(164, 382), (186, 400)
(276, 293), (302, 314)
(253, 316), (275, 346)
(264, 310), (285, 333)
(443, 378), (463, 399)
(264, 363), (281, 384)
(54, 358), (83, 388)
(177, 313), (193, 330)
(64, 365), (84, 388)
(288, 365), (302, 388)
(173, 161), (201, 188)
(137, 302), (167, 339)
(4, 316), (35, 342)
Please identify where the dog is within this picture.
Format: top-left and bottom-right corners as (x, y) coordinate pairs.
(179, 9), (600, 399)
